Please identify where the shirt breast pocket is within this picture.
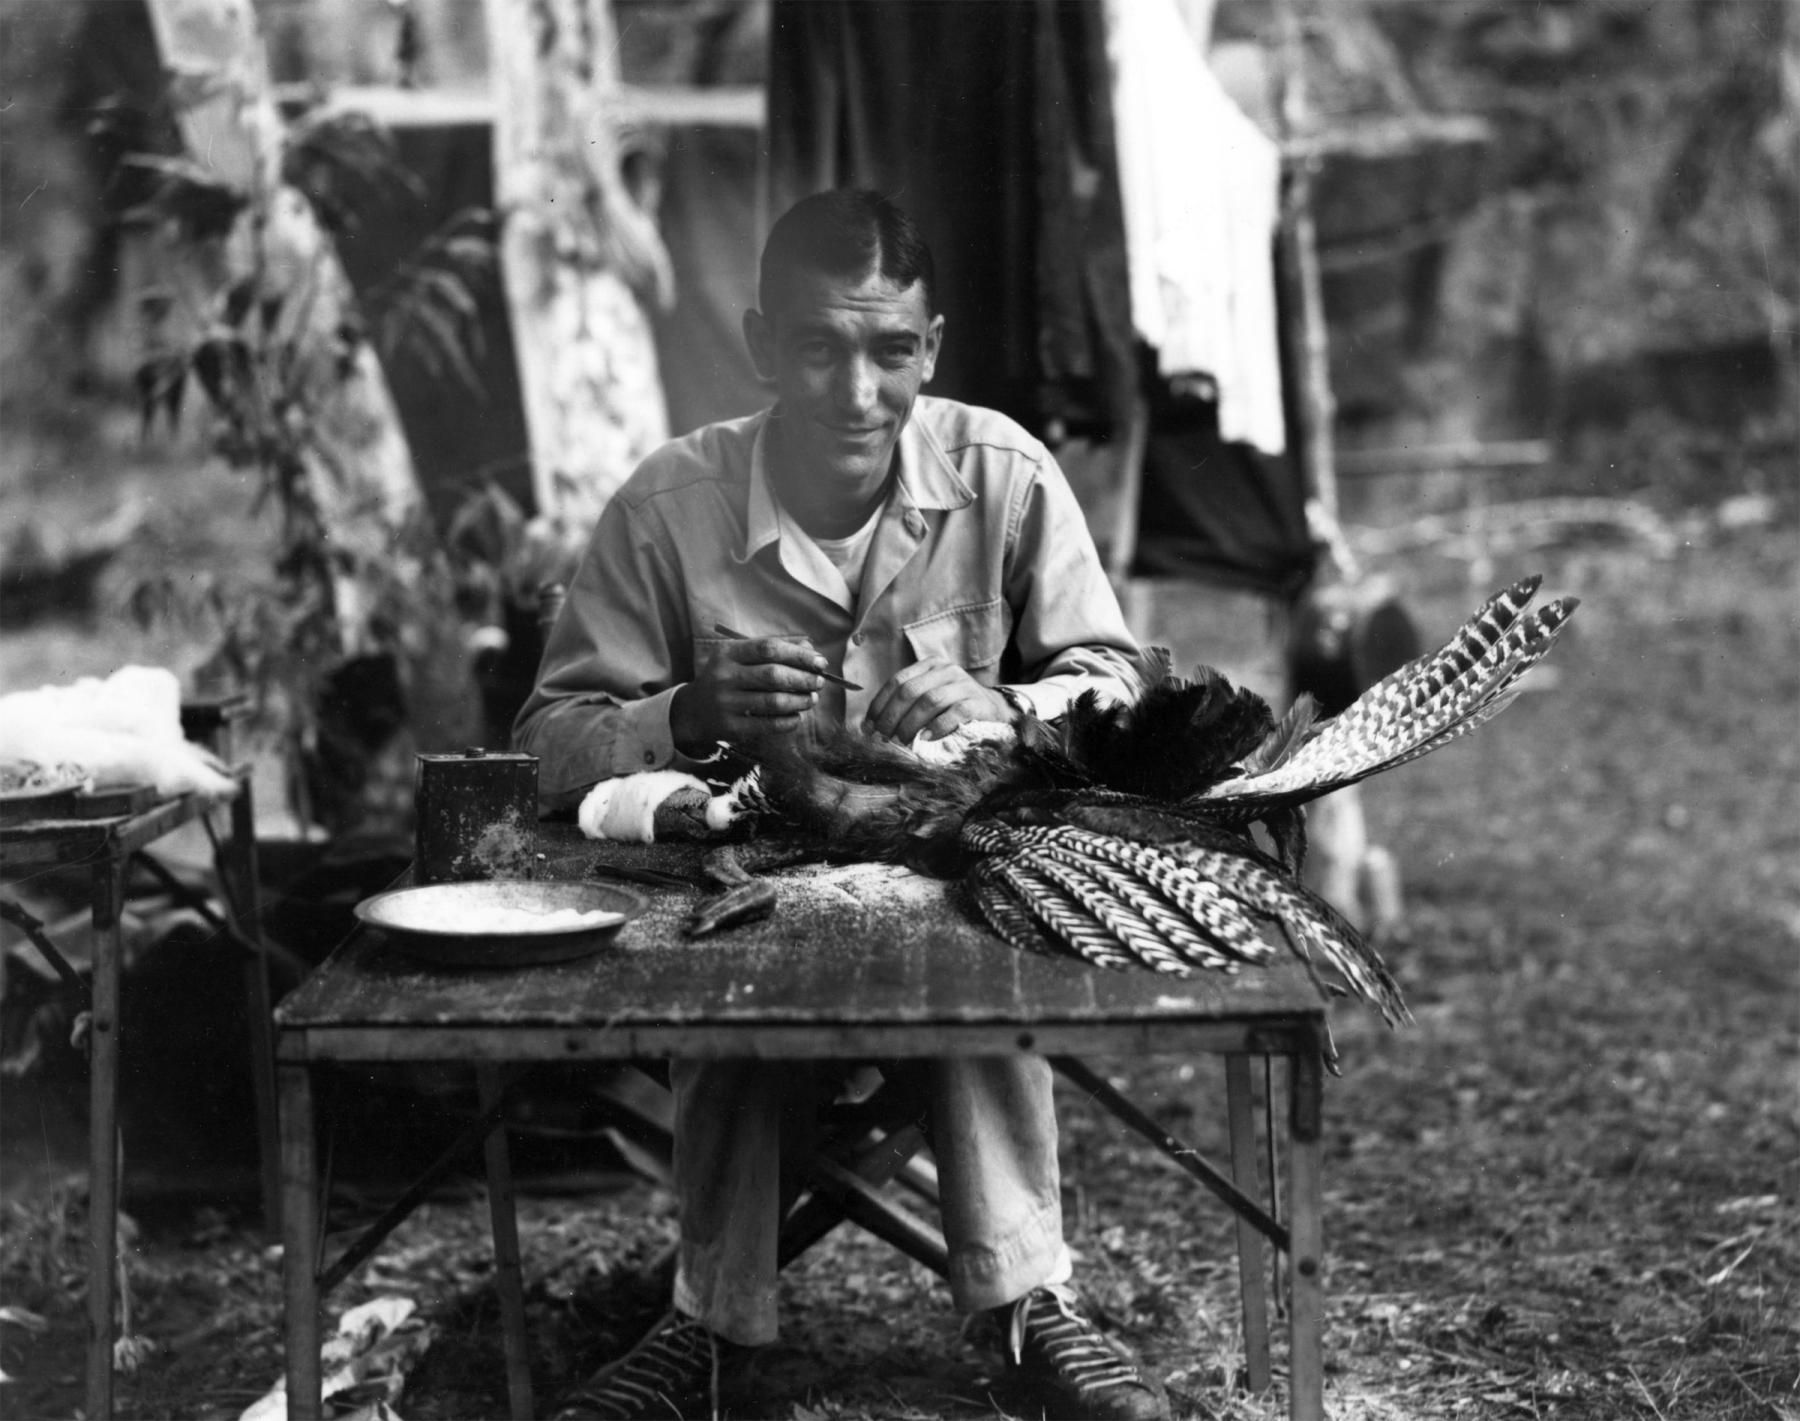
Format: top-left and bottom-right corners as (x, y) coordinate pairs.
(902, 599), (1009, 685)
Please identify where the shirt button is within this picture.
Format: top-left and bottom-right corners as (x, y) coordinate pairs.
(643, 751), (655, 764)
(905, 512), (925, 536)
(852, 632), (866, 646)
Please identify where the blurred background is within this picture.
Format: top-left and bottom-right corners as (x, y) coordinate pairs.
(3, 1), (1793, 747)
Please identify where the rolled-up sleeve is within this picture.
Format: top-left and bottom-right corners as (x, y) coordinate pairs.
(512, 497), (700, 807)
(1001, 456), (1142, 719)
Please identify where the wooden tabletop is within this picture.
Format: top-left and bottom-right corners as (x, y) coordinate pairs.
(0, 781), (240, 871)
(276, 825), (1327, 1063)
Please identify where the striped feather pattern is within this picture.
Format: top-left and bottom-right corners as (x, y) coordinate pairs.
(1002, 823), (1268, 966)
(1192, 586), (1577, 811)
(964, 811), (1403, 1018)
(1285, 598), (1573, 785)
(990, 860), (1138, 971)
(1019, 849), (1196, 975)
(1280, 591), (1562, 772)
(1251, 595), (1534, 780)
(968, 860), (1060, 958)
(1036, 846), (1241, 972)
(960, 820), (1020, 856)
(1172, 845), (1411, 1025)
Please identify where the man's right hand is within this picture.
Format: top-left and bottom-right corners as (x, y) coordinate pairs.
(670, 635), (825, 756)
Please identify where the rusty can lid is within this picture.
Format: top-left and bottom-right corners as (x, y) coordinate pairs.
(416, 750), (538, 765)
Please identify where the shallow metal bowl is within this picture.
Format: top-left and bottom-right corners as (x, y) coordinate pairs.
(353, 879), (648, 969)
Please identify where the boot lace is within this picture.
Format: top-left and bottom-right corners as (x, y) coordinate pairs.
(1006, 1283), (1146, 1398)
(557, 1311), (722, 1420)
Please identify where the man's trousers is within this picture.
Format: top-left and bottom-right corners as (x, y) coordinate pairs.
(669, 1056), (1072, 1345)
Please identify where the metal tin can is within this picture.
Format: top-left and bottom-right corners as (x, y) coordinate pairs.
(414, 748), (539, 884)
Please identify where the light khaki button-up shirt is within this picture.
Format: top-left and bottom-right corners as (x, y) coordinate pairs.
(514, 396), (1141, 807)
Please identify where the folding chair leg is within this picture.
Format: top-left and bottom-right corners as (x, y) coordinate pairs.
(894, 1154), (939, 1206)
(1287, 1044), (1325, 1421)
(478, 1067), (536, 1421)
(1225, 1054), (1272, 1394)
(804, 1153), (949, 1277)
(778, 1122), (936, 1269)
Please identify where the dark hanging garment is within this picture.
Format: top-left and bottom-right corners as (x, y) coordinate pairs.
(1032, 0), (1138, 432)
(1129, 373), (1316, 599)
(765, 0), (1312, 599)
(765, 0), (1134, 433)
(1131, 224), (1318, 601)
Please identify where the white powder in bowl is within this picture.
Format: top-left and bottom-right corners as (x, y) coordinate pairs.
(444, 905), (627, 934)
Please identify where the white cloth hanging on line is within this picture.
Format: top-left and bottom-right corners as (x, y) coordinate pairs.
(1109, 0), (1288, 455)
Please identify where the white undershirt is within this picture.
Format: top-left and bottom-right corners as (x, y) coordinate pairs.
(787, 501), (884, 606)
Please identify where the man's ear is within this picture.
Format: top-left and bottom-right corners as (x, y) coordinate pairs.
(743, 309), (777, 383)
(921, 313), (945, 385)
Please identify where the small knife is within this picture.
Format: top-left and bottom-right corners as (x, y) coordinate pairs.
(713, 623), (864, 691)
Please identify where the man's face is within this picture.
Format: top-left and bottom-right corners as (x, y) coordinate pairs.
(744, 266), (943, 525)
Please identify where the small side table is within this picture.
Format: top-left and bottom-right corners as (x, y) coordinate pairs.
(0, 766), (278, 1421)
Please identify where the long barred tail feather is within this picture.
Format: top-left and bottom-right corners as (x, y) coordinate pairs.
(1170, 844), (1412, 1026)
(1273, 591), (1573, 780)
(990, 860), (1140, 971)
(969, 823), (1191, 974)
(968, 860), (1062, 959)
(1192, 584), (1578, 812)
(1023, 851), (1195, 975)
(961, 811), (1406, 1023)
(982, 821), (1267, 967)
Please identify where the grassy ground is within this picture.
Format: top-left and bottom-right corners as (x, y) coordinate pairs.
(2, 503), (1796, 1418)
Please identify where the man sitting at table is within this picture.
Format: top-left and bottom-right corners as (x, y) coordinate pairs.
(515, 189), (1168, 1421)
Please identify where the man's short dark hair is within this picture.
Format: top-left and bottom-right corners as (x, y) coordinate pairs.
(759, 189), (936, 317)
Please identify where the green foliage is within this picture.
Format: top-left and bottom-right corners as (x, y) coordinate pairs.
(364, 208), (500, 398)
(281, 107), (425, 238)
(442, 479), (583, 624)
(122, 101), (496, 829)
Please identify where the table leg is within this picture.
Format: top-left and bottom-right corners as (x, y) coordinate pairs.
(226, 777), (283, 1236)
(281, 1063), (324, 1421)
(85, 855), (128, 1421)
(1287, 1041), (1324, 1421)
(477, 1067), (535, 1421)
(1225, 1054), (1272, 1394)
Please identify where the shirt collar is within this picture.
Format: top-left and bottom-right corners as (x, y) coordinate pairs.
(895, 403), (978, 513)
(741, 400), (975, 562)
(741, 412), (782, 563)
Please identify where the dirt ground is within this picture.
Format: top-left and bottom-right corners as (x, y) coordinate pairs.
(1, 460), (1796, 1419)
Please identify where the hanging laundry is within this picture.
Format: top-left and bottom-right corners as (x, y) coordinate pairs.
(1109, 0), (1288, 455)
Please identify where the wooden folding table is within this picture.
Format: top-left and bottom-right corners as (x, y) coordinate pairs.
(276, 828), (1331, 1420)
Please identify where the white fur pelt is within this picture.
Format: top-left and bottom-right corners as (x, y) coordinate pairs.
(0, 666), (236, 800)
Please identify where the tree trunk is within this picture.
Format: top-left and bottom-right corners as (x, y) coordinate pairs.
(141, 0), (423, 595)
(483, 0), (673, 537)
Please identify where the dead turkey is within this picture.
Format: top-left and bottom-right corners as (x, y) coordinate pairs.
(640, 577), (1578, 1033)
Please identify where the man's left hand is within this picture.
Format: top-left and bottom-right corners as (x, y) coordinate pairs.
(863, 659), (1015, 744)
